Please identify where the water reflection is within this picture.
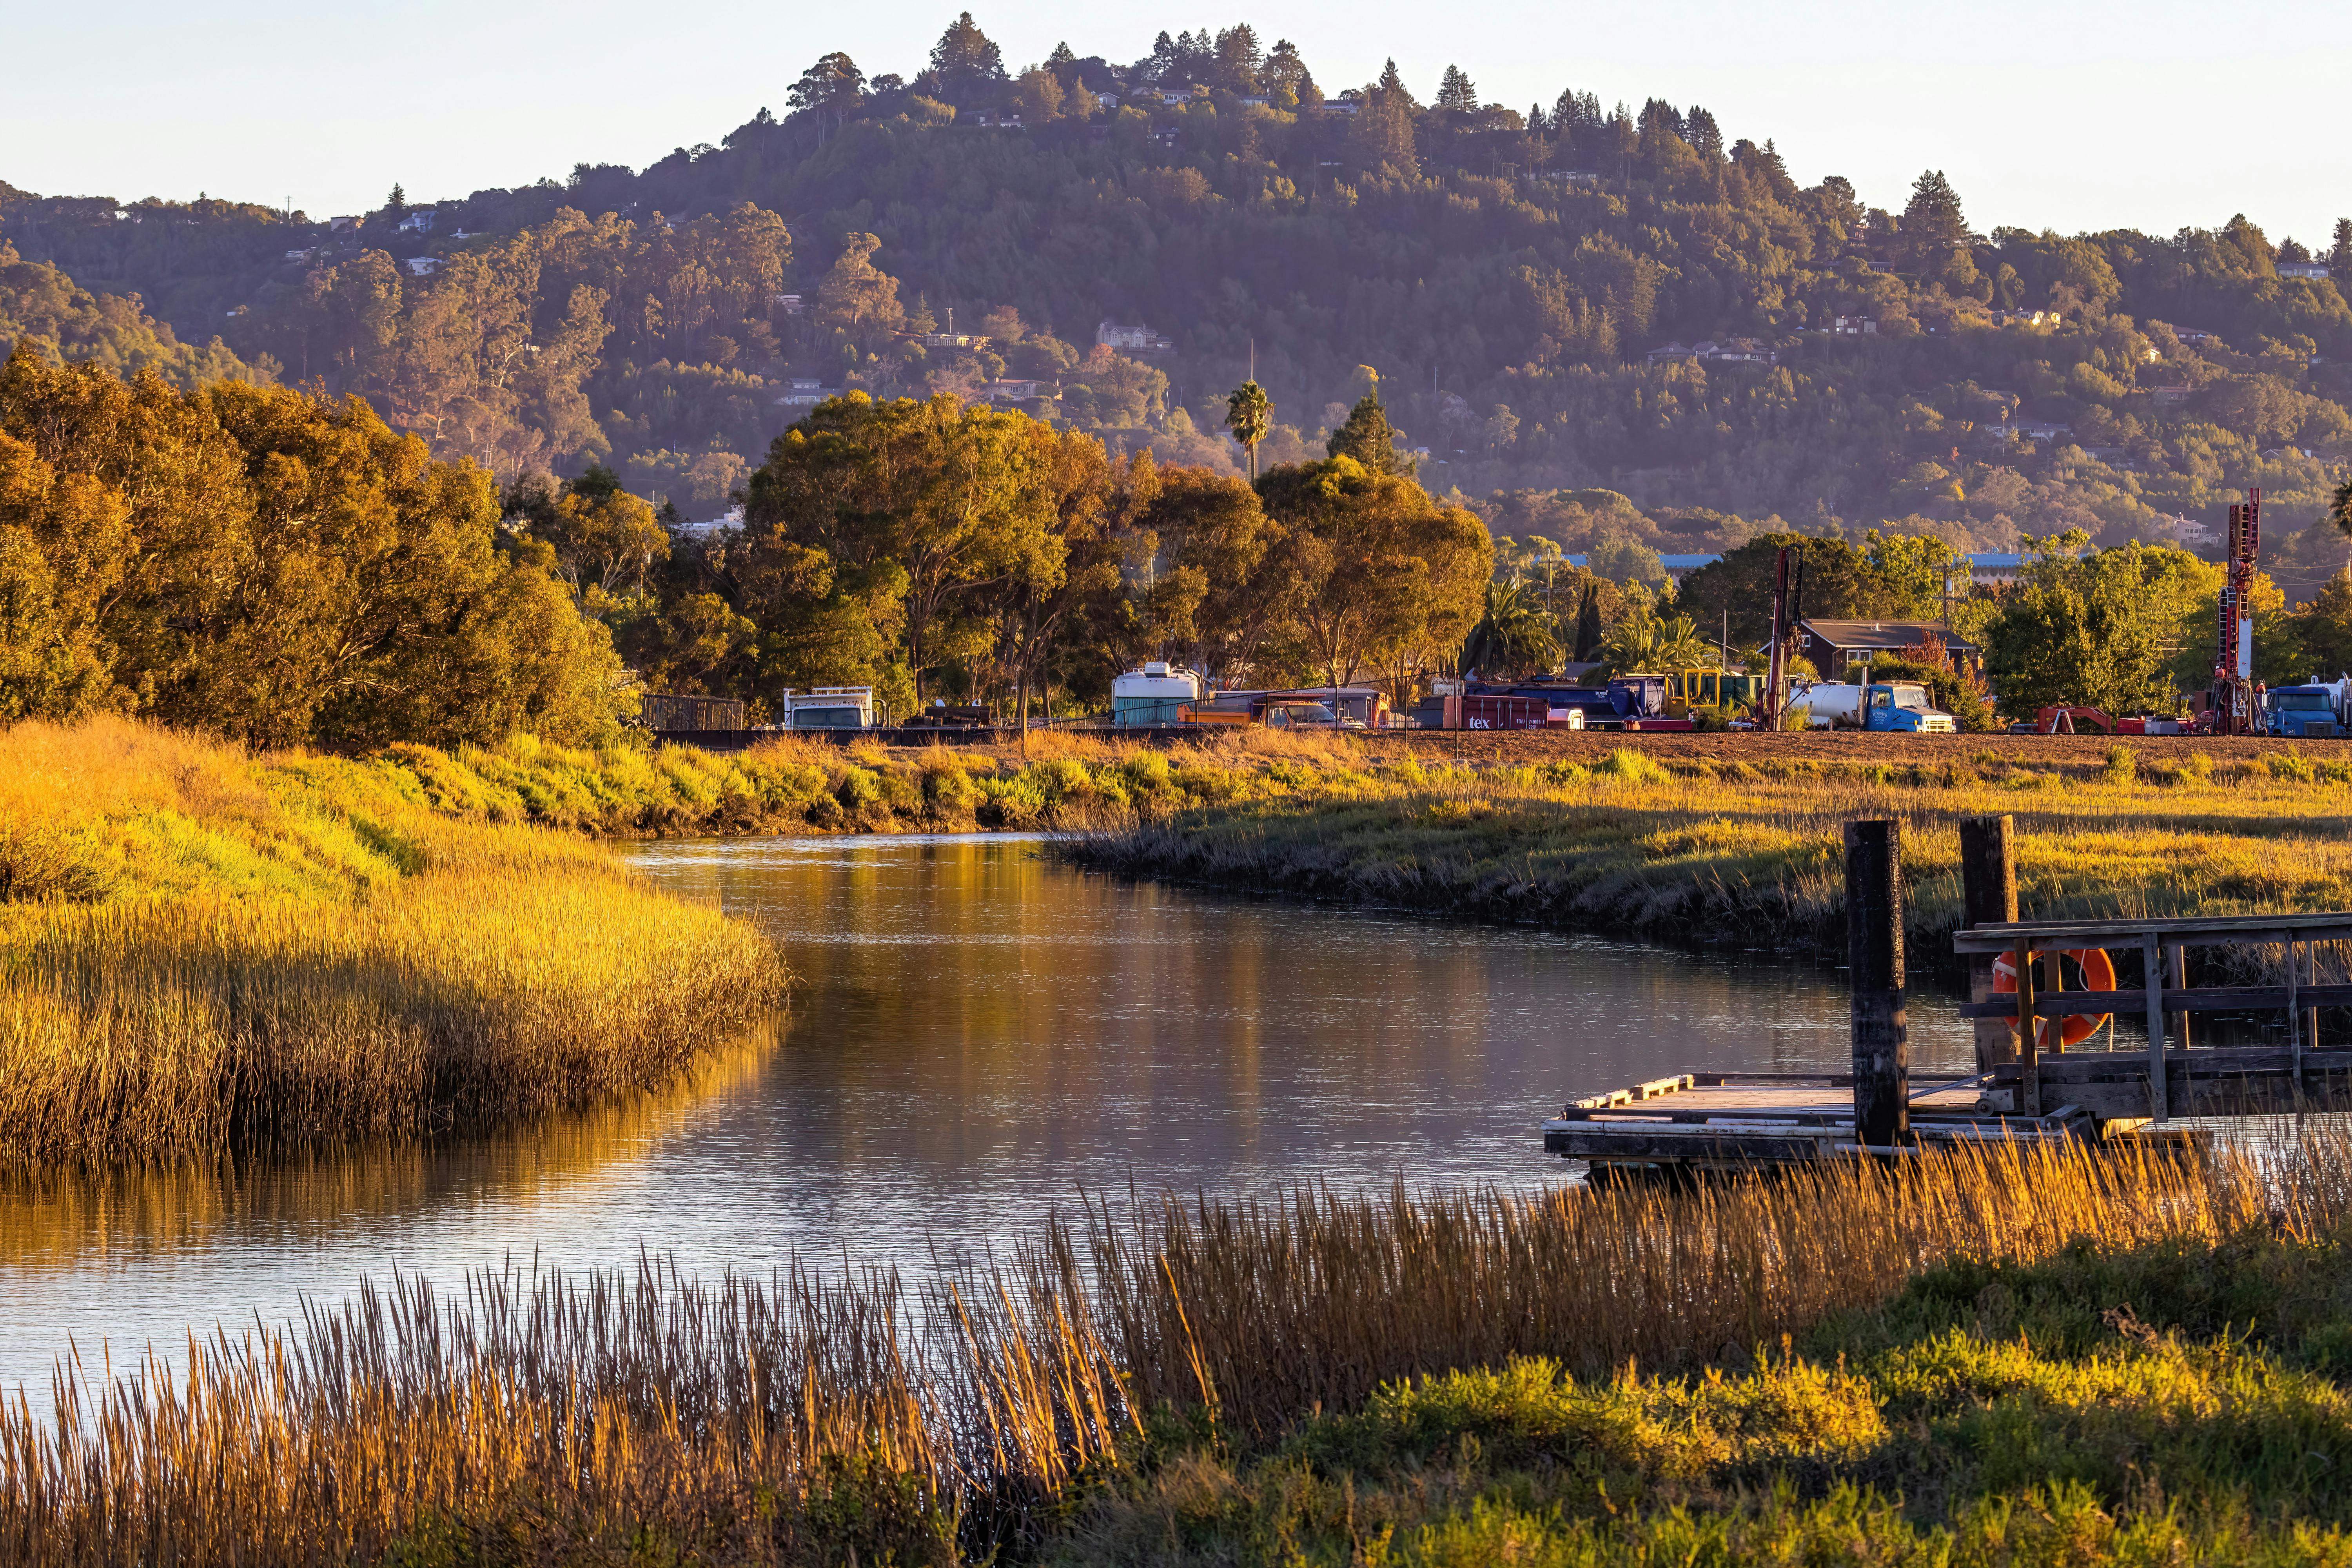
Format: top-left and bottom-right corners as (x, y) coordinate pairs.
(0, 833), (1972, 1398)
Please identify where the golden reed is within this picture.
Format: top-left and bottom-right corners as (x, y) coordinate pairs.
(3, 1132), (2344, 1565)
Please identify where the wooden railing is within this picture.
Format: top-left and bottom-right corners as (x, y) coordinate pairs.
(1952, 911), (2351, 1120)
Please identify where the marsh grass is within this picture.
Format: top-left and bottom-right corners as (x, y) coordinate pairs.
(0, 719), (784, 1164)
(327, 726), (1381, 838)
(8, 1133), (2352, 1563)
(1072, 744), (2352, 967)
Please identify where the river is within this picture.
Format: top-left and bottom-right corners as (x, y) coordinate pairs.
(0, 833), (1975, 1399)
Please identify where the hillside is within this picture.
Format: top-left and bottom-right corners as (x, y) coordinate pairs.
(6, 19), (2352, 591)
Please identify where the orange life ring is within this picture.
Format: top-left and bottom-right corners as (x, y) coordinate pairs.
(1993, 947), (2115, 1048)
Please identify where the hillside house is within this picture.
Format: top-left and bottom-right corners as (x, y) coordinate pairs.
(1096, 319), (1173, 352)
(775, 378), (837, 407)
(401, 256), (441, 277)
(2280, 261), (2332, 280)
(396, 209), (436, 233)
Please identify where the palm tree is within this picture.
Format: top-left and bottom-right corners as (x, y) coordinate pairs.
(1460, 576), (1561, 677)
(1600, 603), (1713, 673)
(1224, 380), (1272, 480)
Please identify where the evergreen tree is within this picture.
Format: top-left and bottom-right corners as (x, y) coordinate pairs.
(928, 12), (1005, 98)
(1261, 39), (1310, 104)
(1436, 65), (1478, 112)
(1684, 105), (1724, 160)
(2333, 217), (2352, 273)
(1327, 392), (1412, 474)
(1902, 169), (1970, 252)
(1572, 579), (1604, 661)
(1377, 58), (1417, 108)
(1212, 25), (1263, 92)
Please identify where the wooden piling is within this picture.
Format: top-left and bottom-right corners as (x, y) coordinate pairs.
(1845, 818), (1909, 1146)
(1959, 816), (2018, 1070)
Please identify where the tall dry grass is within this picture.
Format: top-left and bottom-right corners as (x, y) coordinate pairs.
(5, 1132), (2348, 1564)
(0, 718), (785, 1164)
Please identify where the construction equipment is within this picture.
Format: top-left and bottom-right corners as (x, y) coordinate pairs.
(2034, 706), (2115, 734)
(2210, 488), (2261, 735)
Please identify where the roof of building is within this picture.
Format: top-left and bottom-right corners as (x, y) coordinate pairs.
(1797, 618), (1979, 653)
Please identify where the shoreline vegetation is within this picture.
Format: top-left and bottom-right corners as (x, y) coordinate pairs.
(0, 718), (784, 1165)
(10, 1134), (2352, 1561)
(263, 722), (2352, 969)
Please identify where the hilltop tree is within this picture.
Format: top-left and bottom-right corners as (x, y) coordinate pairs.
(1436, 65), (1478, 112)
(787, 53), (866, 137)
(1211, 25), (1263, 93)
(1353, 78), (1420, 177)
(928, 12), (1005, 100)
(1261, 39), (1310, 104)
(2334, 218), (2352, 274)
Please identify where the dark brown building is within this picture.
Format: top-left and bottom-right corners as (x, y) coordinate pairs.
(1795, 619), (1981, 678)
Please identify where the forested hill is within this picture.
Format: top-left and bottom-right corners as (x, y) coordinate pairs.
(8, 15), (2352, 592)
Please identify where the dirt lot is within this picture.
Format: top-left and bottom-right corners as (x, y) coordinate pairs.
(1362, 729), (2341, 768)
(853, 726), (2339, 771)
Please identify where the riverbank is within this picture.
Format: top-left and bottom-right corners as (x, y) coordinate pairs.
(6, 1134), (2350, 1563)
(0, 719), (784, 1164)
(1065, 740), (2352, 967)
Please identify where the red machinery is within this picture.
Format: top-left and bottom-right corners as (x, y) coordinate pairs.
(2211, 489), (2261, 735)
(2035, 706), (2116, 734)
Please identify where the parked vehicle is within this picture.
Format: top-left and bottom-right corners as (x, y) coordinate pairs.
(2265, 684), (2343, 737)
(1466, 675), (1668, 730)
(1111, 662), (1205, 726)
(1178, 693), (1352, 730)
(904, 701), (995, 729)
(783, 687), (877, 729)
(1791, 682), (1958, 733)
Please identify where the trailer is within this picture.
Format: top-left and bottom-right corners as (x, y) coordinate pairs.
(782, 687), (878, 729)
(641, 693), (747, 731)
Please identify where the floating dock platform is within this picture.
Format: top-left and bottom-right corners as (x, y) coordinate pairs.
(1542, 1072), (2123, 1172)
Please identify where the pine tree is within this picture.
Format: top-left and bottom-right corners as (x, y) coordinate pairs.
(2332, 217), (2352, 273)
(1903, 169), (1969, 252)
(1436, 65), (1478, 111)
(1377, 58), (1417, 109)
(928, 12), (1005, 93)
(1327, 392), (1412, 474)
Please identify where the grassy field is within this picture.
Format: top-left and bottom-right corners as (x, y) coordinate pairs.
(7, 1133), (2352, 1563)
(0, 719), (784, 1163)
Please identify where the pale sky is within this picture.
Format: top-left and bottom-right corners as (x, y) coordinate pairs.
(7, 0), (2348, 248)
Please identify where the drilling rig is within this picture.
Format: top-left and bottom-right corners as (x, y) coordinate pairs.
(2210, 487), (2261, 735)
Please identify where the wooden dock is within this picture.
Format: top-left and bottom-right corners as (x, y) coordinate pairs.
(1542, 1072), (2115, 1169)
(1543, 815), (2322, 1173)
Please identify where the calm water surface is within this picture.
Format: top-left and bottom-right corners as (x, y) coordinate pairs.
(0, 834), (1973, 1397)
